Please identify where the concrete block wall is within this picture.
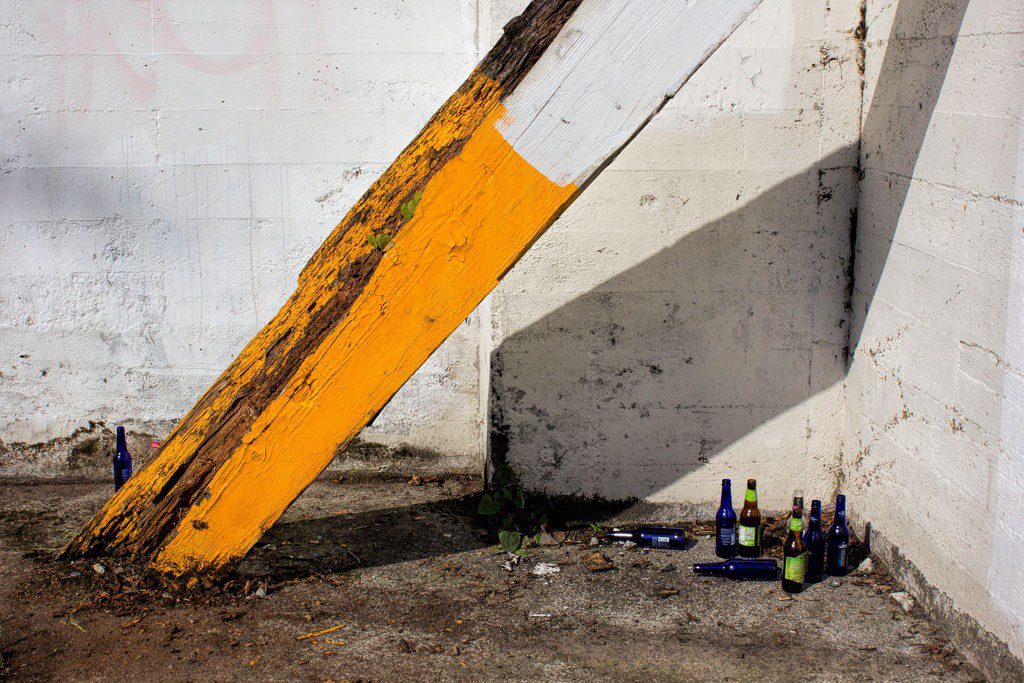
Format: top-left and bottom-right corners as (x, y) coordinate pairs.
(488, 0), (862, 512)
(0, 0), (863, 497)
(845, 0), (1024, 664)
(0, 0), (484, 477)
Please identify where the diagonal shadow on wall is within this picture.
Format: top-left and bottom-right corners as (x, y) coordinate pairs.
(488, 0), (969, 505)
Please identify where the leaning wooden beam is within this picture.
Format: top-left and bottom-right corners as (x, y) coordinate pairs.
(64, 0), (763, 577)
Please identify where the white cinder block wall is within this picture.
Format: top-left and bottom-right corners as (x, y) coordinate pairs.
(0, 0), (861, 496)
(488, 0), (862, 512)
(846, 0), (1024, 662)
(0, 0), (485, 477)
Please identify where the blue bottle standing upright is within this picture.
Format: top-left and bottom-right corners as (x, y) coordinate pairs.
(715, 478), (737, 558)
(113, 425), (133, 491)
(826, 493), (850, 576)
(803, 499), (826, 582)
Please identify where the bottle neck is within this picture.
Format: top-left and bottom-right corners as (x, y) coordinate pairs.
(744, 488), (757, 505)
(115, 427), (127, 452)
(721, 482), (732, 507)
(809, 501), (822, 524)
(835, 495), (846, 520)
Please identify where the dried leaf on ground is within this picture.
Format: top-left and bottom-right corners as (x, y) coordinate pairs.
(582, 551), (614, 572)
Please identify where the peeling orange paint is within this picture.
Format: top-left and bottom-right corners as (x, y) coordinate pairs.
(152, 106), (578, 573)
(65, 74), (509, 560)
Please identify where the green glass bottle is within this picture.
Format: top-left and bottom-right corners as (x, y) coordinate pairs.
(737, 479), (761, 558)
(782, 504), (807, 594)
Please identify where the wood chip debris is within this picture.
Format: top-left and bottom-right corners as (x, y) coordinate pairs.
(296, 623), (345, 641)
(581, 550), (614, 572)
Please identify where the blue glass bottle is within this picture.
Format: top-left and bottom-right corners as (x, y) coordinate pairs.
(606, 526), (686, 549)
(803, 499), (825, 582)
(826, 494), (850, 576)
(113, 425), (132, 491)
(715, 478), (737, 558)
(692, 558), (778, 581)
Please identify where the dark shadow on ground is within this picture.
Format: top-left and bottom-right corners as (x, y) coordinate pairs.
(237, 492), (488, 581)
(0, 481), (983, 682)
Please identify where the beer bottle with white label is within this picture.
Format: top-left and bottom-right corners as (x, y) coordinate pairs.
(736, 479), (761, 557)
(604, 527), (686, 550)
(692, 558), (778, 581)
(782, 503), (806, 593)
(715, 478), (737, 558)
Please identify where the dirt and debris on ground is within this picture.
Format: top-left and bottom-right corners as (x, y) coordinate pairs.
(0, 478), (985, 682)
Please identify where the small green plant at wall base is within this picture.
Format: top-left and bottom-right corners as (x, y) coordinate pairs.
(366, 232), (392, 251)
(475, 464), (547, 555)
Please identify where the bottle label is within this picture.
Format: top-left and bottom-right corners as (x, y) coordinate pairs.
(738, 524), (758, 546)
(745, 488), (757, 503)
(784, 554), (807, 582)
(653, 536), (670, 548)
(719, 527), (735, 546)
(835, 542), (848, 567)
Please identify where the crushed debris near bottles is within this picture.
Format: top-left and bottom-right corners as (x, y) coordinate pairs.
(0, 479), (983, 681)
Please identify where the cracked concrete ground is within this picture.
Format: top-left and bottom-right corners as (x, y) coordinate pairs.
(0, 478), (984, 682)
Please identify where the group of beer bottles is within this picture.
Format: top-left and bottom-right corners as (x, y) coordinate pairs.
(705, 478), (851, 593)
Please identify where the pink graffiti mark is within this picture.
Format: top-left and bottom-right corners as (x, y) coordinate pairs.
(153, 0), (282, 106)
(35, 1), (157, 112)
(153, 0), (278, 76)
(35, 0), (283, 109)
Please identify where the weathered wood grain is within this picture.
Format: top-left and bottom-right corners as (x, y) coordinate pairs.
(64, 0), (764, 578)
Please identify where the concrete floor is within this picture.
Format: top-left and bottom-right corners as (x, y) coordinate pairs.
(0, 478), (984, 682)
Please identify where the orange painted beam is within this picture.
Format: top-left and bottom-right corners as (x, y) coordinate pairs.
(154, 104), (577, 572)
(64, 0), (763, 577)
